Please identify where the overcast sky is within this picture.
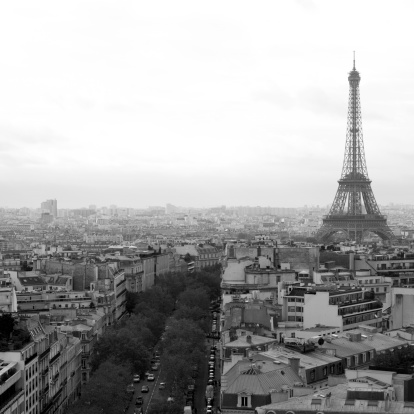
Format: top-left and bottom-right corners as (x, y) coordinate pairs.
(1, 0), (414, 209)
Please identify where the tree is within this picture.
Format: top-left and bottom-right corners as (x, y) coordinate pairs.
(91, 326), (150, 375)
(125, 291), (139, 314)
(372, 346), (414, 374)
(0, 314), (15, 339)
(148, 400), (182, 414)
(177, 288), (209, 312)
(67, 361), (131, 414)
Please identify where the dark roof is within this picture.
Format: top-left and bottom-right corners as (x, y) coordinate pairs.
(286, 288), (306, 297)
(18, 276), (45, 286)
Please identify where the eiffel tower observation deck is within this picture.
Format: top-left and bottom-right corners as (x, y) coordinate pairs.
(317, 57), (394, 243)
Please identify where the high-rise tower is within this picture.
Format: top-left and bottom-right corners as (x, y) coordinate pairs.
(316, 58), (394, 243)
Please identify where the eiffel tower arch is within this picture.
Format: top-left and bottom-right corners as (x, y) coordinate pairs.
(316, 58), (394, 243)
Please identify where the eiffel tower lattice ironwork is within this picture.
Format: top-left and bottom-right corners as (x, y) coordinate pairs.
(317, 58), (394, 243)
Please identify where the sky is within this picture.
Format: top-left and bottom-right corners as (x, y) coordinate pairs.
(1, 0), (414, 209)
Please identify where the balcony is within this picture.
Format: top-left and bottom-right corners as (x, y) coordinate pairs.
(50, 372), (59, 385)
(0, 370), (21, 395)
(338, 301), (382, 317)
(42, 367), (49, 377)
(49, 351), (61, 365)
(343, 317), (383, 330)
(116, 288), (127, 298)
(0, 388), (23, 413)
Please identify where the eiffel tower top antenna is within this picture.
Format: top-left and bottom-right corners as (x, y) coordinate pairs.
(353, 51), (355, 70)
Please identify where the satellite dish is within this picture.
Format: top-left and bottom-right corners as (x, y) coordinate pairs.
(318, 337), (325, 346)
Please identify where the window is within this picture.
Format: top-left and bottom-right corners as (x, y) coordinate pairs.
(323, 367), (327, 376)
(369, 350), (374, 360)
(362, 353), (367, 363)
(310, 370), (315, 381)
(330, 365), (334, 374)
(241, 396), (248, 407)
(347, 357), (351, 367)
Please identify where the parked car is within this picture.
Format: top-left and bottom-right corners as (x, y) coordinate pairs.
(151, 365), (159, 371)
(159, 382), (166, 390)
(141, 385), (150, 393)
(147, 374), (155, 381)
(133, 374), (140, 383)
(135, 396), (143, 406)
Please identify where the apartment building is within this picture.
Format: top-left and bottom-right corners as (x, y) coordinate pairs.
(17, 291), (93, 315)
(353, 270), (392, 302)
(104, 255), (143, 293)
(282, 286), (383, 332)
(0, 336), (38, 414)
(354, 252), (414, 288)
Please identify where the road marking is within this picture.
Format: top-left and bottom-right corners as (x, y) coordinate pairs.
(145, 369), (161, 414)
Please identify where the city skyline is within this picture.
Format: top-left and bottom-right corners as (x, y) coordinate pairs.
(1, 1), (414, 208)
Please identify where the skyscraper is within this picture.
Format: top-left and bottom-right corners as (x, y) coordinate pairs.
(41, 199), (58, 218)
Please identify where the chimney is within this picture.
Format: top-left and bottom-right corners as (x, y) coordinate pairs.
(288, 357), (300, 375)
(246, 335), (252, 344)
(325, 392), (332, 408)
(257, 245), (261, 257)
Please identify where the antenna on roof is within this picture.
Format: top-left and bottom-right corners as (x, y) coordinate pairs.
(353, 51), (356, 70)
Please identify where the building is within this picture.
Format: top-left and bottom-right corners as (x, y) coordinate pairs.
(0, 318), (38, 414)
(41, 200), (57, 218)
(260, 346), (343, 387)
(256, 380), (411, 414)
(221, 355), (307, 414)
(282, 286), (383, 332)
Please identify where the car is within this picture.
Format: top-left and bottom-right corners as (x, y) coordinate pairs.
(135, 396), (144, 406)
(147, 374), (155, 381)
(207, 379), (214, 385)
(207, 405), (213, 411)
(151, 365), (159, 371)
(159, 382), (166, 390)
(145, 371), (150, 377)
(133, 374), (140, 383)
(141, 385), (150, 393)
(167, 396), (174, 403)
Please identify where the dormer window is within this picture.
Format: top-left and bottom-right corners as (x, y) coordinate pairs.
(237, 393), (251, 408)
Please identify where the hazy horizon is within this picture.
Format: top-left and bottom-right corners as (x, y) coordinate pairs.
(2, 1), (414, 209)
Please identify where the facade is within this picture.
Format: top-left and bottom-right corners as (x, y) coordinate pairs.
(388, 287), (414, 330)
(354, 253), (414, 288)
(282, 286), (383, 332)
(40, 200), (57, 219)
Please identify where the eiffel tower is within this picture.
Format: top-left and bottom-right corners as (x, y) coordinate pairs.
(317, 57), (394, 243)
